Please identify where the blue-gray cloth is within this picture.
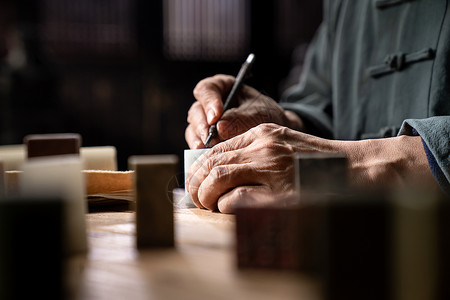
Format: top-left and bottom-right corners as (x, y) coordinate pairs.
(280, 0), (450, 192)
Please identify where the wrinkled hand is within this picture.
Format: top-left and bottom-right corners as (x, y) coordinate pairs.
(185, 122), (441, 213)
(185, 123), (333, 213)
(185, 74), (302, 149)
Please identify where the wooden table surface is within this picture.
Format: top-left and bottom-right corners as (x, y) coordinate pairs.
(68, 208), (321, 300)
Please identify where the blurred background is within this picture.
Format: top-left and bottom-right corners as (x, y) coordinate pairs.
(0, 0), (322, 171)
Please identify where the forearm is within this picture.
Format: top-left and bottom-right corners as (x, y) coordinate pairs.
(331, 136), (440, 190)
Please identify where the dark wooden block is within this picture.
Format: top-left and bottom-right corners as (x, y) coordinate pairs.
(323, 193), (392, 300)
(0, 197), (64, 300)
(235, 199), (325, 273)
(438, 195), (450, 300)
(0, 159), (4, 197)
(294, 153), (348, 196)
(128, 155), (178, 248)
(24, 133), (82, 158)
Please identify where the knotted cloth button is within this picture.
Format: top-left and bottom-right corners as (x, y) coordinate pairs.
(384, 52), (405, 71)
(369, 48), (435, 78)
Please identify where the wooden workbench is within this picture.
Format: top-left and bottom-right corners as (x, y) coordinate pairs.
(67, 208), (321, 300)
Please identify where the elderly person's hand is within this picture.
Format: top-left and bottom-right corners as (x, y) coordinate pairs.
(185, 74), (304, 149)
(186, 123), (333, 212)
(186, 123), (439, 213)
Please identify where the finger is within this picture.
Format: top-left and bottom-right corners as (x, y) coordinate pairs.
(185, 130), (256, 203)
(187, 102), (209, 144)
(193, 75), (235, 124)
(187, 187), (205, 210)
(186, 146), (249, 210)
(217, 185), (271, 214)
(185, 125), (204, 149)
(186, 133), (247, 184)
(197, 163), (260, 211)
(217, 188), (299, 213)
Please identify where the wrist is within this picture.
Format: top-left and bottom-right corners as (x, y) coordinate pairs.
(333, 136), (439, 190)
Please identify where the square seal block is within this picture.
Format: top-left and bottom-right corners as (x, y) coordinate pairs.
(24, 133), (82, 158)
(128, 155), (179, 248)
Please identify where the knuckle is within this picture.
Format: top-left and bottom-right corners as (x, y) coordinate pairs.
(193, 79), (209, 97)
(210, 165), (229, 181)
(253, 123), (271, 135)
(187, 102), (200, 122)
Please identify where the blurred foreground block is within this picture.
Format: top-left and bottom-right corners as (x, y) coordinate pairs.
(294, 153), (347, 197)
(0, 197), (64, 300)
(129, 155), (178, 248)
(391, 191), (450, 300)
(0, 159), (4, 197)
(20, 155), (87, 255)
(0, 145), (26, 171)
(236, 190), (450, 300)
(323, 194), (391, 300)
(24, 133), (81, 158)
(235, 196), (324, 273)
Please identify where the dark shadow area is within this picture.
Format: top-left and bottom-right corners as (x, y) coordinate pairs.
(0, 0), (322, 171)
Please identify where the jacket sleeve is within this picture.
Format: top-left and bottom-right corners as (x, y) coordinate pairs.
(398, 116), (450, 194)
(280, 21), (333, 139)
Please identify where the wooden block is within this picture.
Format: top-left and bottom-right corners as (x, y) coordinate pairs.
(84, 170), (134, 195)
(323, 193), (391, 300)
(294, 153), (348, 197)
(24, 133), (81, 158)
(20, 155), (87, 255)
(0, 144), (25, 170)
(128, 155), (178, 248)
(0, 197), (64, 300)
(80, 146), (118, 171)
(235, 196), (324, 272)
(392, 191), (450, 300)
(4, 171), (20, 196)
(0, 159), (4, 197)
(437, 195), (450, 300)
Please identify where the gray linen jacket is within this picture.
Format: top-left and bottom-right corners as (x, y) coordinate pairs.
(280, 0), (450, 192)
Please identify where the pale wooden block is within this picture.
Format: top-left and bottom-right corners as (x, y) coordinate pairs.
(0, 143), (117, 171)
(81, 146), (118, 171)
(128, 155), (178, 248)
(84, 170), (134, 195)
(0, 144), (25, 171)
(20, 155), (87, 255)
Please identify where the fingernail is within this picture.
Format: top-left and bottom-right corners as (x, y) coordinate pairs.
(207, 110), (215, 124)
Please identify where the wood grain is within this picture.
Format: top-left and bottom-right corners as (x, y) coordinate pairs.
(68, 208), (321, 300)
